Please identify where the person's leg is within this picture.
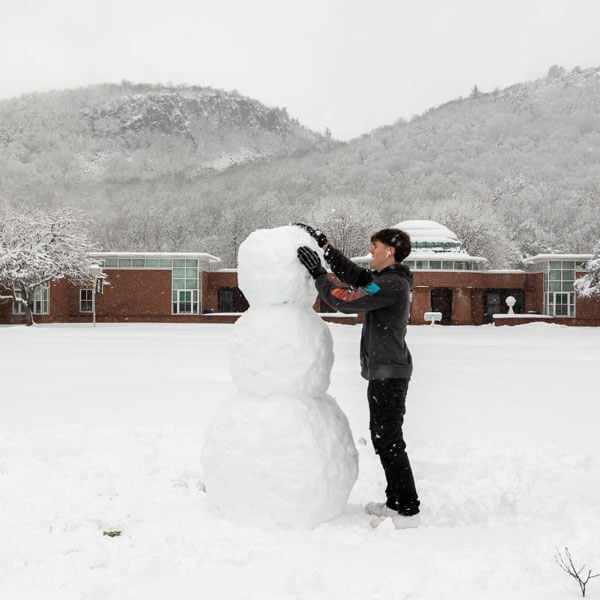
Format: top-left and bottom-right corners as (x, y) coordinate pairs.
(367, 378), (419, 515)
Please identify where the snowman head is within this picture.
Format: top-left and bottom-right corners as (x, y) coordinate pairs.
(237, 225), (322, 307)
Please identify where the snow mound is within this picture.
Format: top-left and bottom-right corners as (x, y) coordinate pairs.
(201, 394), (358, 528)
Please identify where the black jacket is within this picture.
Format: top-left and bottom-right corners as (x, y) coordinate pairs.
(314, 246), (413, 380)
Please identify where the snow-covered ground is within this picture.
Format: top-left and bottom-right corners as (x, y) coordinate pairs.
(1, 322), (599, 600)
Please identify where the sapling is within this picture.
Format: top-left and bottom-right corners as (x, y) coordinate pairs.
(555, 547), (599, 597)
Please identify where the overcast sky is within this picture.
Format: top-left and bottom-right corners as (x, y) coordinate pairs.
(1, 0), (599, 140)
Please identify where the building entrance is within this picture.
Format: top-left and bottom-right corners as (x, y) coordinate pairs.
(430, 288), (453, 325)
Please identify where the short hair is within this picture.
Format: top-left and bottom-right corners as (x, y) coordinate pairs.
(371, 228), (411, 262)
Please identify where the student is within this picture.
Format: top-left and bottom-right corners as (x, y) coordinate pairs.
(295, 224), (420, 528)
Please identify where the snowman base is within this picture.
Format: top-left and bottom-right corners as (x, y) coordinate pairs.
(201, 393), (358, 529)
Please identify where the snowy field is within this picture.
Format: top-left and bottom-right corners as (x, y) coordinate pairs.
(1, 321), (600, 600)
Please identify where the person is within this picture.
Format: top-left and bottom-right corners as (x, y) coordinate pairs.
(295, 223), (420, 529)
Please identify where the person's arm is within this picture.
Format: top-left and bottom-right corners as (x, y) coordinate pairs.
(293, 223), (373, 287)
(314, 270), (398, 314)
(323, 245), (373, 289)
(297, 246), (398, 314)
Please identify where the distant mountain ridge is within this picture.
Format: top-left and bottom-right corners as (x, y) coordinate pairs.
(0, 82), (328, 188)
(1, 67), (599, 266)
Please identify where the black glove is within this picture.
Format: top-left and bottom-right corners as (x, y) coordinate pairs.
(297, 246), (326, 279)
(293, 223), (328, 248)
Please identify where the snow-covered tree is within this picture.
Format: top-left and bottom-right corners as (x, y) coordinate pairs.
(574, 243), (600, 298)
(0, 207), (97, 325)
(432, 197), (521, 268)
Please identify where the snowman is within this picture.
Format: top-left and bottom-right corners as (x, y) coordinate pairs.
(201, 225), (358, 528)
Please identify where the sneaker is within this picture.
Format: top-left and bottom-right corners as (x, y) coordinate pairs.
(365, 501), (398, 518)
(391, 513), (421, 529)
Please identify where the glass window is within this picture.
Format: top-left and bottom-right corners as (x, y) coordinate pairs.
(186, 259), (198, 268)
(173, 278), (186, 290)
(15, 286), (50, 314)
(549, 270), (562, 280)
(103, 258), (118, 267)
(173, 259), (186, 267)
(80, 289), (93, 312)
(562, 270), (574, 281)
(118, 259), (132, 268)
(173, 268), (186, 278)
(562, 261), (575, 270)
(145, 258), (159, 268)
(430, 261), (441, 269)
(159, 259), (172, 268)
(549, 261), (562, 268)
(442, 261), (454, 270)
(549, 281), (561, 292)
(131, 258), (145, 267)
(455, 262), (465, 270)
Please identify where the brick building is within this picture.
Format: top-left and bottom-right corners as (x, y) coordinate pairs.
(1, 221), (599, 326)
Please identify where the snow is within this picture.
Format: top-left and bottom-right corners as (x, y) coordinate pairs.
(203, 225), (357, 528)
(2, 322), (600, 599)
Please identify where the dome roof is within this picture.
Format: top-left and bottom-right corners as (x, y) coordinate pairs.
(392, 220), (465, 254)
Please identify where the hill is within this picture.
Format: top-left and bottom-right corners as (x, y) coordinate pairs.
(1, 67), (599, 266)
(0, 81), (328, 191)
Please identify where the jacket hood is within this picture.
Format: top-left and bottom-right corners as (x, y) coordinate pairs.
(384, 263), (414, 289)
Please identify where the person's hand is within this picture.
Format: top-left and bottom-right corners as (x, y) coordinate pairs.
(293, 223), (328, 248)
(297, 246), (326, 279)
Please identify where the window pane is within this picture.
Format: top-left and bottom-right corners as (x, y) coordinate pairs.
(549, 270), (561, 280)
(173, 278), (186, 289)
(104, 258), (118, 267)
(173, 259), (186, 267)
(562, 270), (574, 281)
(186, 260), (198, 268)
(549, 281), (561, 291)
(562, 281), (574, 291)
(145, 259), (159, 268)
(173, 268), (186, 278)
(430, 261), (441, 269)
(159, 259), (172, 268)
(562, 261), (575, 270)
(442, 261), (453, 270)
(118, 259), (132, 268)
(131, 259), (145, 267)
(186, 267), (197, 277)
(549, 261), (562, 268)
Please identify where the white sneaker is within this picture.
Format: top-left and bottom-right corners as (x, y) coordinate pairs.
(391, 513), (421, 529)
(365, 502), (398, 517)
(365, 502), (421, 528)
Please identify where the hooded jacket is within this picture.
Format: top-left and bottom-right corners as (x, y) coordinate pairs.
(314, 245), (413, 380)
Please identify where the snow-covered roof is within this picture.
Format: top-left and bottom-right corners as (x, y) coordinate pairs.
(388, 219), (472, 258)
(522, 254), (593, 264)
(93, 251), (221, 263)
(393, 220), (463, 247)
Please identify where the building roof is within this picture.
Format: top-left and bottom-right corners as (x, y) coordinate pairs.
(93, 251), (221, 263)
(522, 254), (593, 264)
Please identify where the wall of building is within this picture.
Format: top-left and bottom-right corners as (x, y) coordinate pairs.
(2, 267), (597, 327)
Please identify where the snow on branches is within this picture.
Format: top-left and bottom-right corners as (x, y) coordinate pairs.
(0, 206), (97, 324)
(574, 244), (600, 299)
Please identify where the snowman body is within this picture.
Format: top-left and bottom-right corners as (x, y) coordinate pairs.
(201, 225), (358, 528)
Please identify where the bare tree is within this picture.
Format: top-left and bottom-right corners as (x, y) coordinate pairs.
(0, 207), (97, 325)
(555, 547), (600, 597)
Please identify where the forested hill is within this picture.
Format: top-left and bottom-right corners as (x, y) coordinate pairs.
(0, 82), (328, 189)
(1, 67), (599, 267)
